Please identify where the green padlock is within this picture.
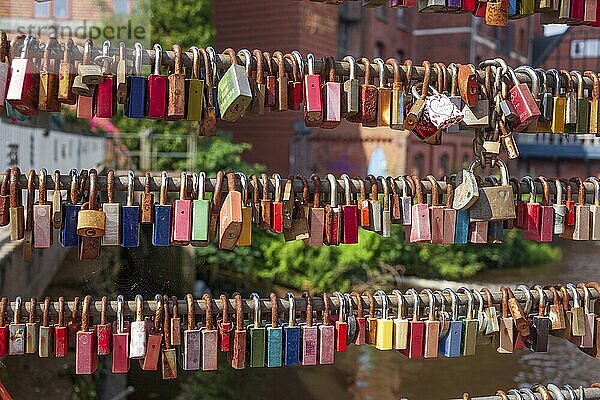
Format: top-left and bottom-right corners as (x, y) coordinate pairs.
(191, 172), (210, 246)
(249, 293), (266, 368)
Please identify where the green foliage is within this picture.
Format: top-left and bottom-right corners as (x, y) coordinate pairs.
(202, 226), (561, 293)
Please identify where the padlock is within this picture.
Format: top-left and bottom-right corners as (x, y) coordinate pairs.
(439, 289), (463, 357)
(537, 177), (555, 242)
(356, 57), (378, 127)
(319, 56), (341, 129)
(138, 172), (154, 224)
(146, 43), (168, 119)
(0, 33), (10, 112)
(214, 294), (230, 355)
(331, 292), (348, 352)
(24, 297), (38, 354)
(269, 173), (284, 234)
(550, 178), (566, 235)
(342, 55), (360, 119)
(585, 71), (600, 135)
(350, 292), (366, 346)
(300, 293), (318, 366)
(485, 0), (509, 26)
(116, 42), (128, 105)
(218, 48), (252, 121)
(410, 176), (432, 243)
(468, 159), (516, 222)
(0, 298), (9, 357)
(235, 173), (254, 245)
(48, 171), (61, 231)
(76, 296), (98, 375)
(59, 170), (81, 247)
(171, 172), (192, 246)
(77, 169), (105, 238)
(303, 53), (323, 126)
(419, 289), (439, 358)
(182, 294), (200, 371)
(265, 293), (282, 368)
(378, 176), (392, 238)
(390, 290), (409, 350)
(570, 71), (590, 133)
(587, 177), (600, 240)
(340, 174), (358, 244)
(36, 297), (52, 358)
(125, 43), (147, 118)
(129, 295), (146, 360)
(306, 175), (325, 246)
(366, 175), (382, 234)
(567, 283), (586, 337)
(571, 177), (590, 241)
(371, 290), (392, 351)
(536, 68), (553, 131)
(581, 283), (599, 350)
(497, 288), (514, 354)
(78, 39), (103, 86)
(319, 293), (335, 365)
(112, 295), (130, 373)
(161, 296), (177, 380)
(446, 63), (462, 133)
(527, 286), (550, 352)
(270, 51), (288, 113)
(356, 177), (371, 228)
(121, 171), (140, 248)
(285, 53), (302, 110)
(141, 295), (163, 371)
(230, 293), (246, 370)
(522, 176), (541, 242)
(206, 47), (221, 120)
(54, 297), (68, 358)
(248, 293), (266, 368)
(201, 293), (218, 371)
(418, 0), (447, 12)
(283, 175), (310, 242)
(391, 58), (410, 130)
(7, 35), (39, 116)
(32, 169), (52, 248)
(562, 70), (578, 133)
(38, 38), (60, 112)
(21, 170), (34, 261)
(0, 169), (10, 228)
(9, 297), (26, 356)
(427, 176), (444, 244)
(505, 286), (530, 338)
(400, 289), (425, 359)
(97, 296), (111, 356)
(545, 69), (566, 133)
(217, 172), (242, 249)
(344, 293), (359, 347)
(480, 288), (499, 336)
(504, 65), (541, 131)
(562, 178), (576, 240)
(262, 51), (276, 109)
(372, 58), (391, 127)
(198, 48), (217, 136)
(167, 44), (186, 120)
(404, 62), (431, 131)
(247, 49), (266, 115)
(282, 175), (295, 233)
(457, 288), (478, 356)
(95, 40), (117, 118)
(547, 286), (566, 331)
(208, 171), (224, 242)
(387, 177), (402, 224)
(185, 46), (204, 121)
(442, 179), (457, 244)
(170, 296), (181, 347)
(150, 171), (171, 246)
(461, 84), (489, 128)
(191, 172), (210, 246)
(324, 174), (342, 245)
(283, 293), (301, 365)
(256, 173), (271, 231)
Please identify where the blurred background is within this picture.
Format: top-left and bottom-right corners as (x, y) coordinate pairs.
(0, 0), (599, 399)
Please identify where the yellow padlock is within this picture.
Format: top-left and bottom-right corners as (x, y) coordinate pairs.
(375, 290), (393, 351)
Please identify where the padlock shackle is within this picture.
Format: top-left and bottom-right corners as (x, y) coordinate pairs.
(286, 292), (295, 327)
(152, 43), (163, 76)
(566, 283), (581, 308)
(363, 291), (375, 319)
(570, 70), (585, 99)
(251, 293), (261, 329)
(341, 174), (352, 206)
(189, 46), (200, 80)
(322, 293), (330, 326)
(374, 58), (386, 89)
(27, 297), (36, 324)
(420, 289), (435, 321)
(126, 171), (135, 206)
(378, 176), (389, 211)
(374, 290), (388, 320)
(306, 53), (315, 76)
(457, 287), (474, 320)
(238, 49), (253, 78)
(522, 176), (536, 204)
(392, 289), (406, 320)
(333, 291), (346, 322)
(406, 289), (420, 322)
(116, 295), (124, 334)
(343, 55), (356, 80)
(516, 284), (532, 315)
(515, 66), (539, 97)
(327, 174), (338, 208)
(203, 293), (214, 331)
(38, 168), (47, 204)
(448, 63), (458, 96)
(292, 50), (304, 78)
(586, 177), (600, 206)
(303, 292), (313, 327)
(532, 285), (546, 318)
(443, 288), (459, 321)
(272, 173), (282, 203)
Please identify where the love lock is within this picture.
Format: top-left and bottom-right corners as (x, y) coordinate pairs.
(468, 159), (516, 222)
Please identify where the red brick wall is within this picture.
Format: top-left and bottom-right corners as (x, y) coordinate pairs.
(539, 26), (600, 71)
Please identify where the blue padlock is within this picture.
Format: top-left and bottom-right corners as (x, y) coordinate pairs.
(206, 47), (220, 119)
(153, 171), (171, 246)
(283, 292), (301, 366)
(121, 170), (140, 247)
(439, 289), (463, 357)
(266, 293), (283, 368)
(60, 169), (80, 247)
(125, 42), (146, 118)
(455, 209), (470, 244)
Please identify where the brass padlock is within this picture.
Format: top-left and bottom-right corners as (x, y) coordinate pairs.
(78, 39), (103, 86)
(76, 169), (106, 238)
(9, 167), (24, 241)
(468, 159), (516, 222)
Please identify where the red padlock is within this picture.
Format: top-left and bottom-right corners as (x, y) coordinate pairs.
(400, 289), (425, 359)
(95, 40), (116, 118)
(523, 176), (541, 241)
(537, 177), (555, 243)
(111, 295), (130, 374)
(75, 296), (98, 375)
(54, 297), (68, 358)
(270, 174), (284, 234)
(96, 296), (112, 356)
(0, 32), (10, 113)
(511, 177), (526, 230)
(263, 52), (276, 109)
(147, 43), (167, 119)
(506, 65), (540, 131)
(341, 174), (359, 244)
(304, 53), (323, 127)
(172, 172), (192, 245)
(218, 294), (231, 352)
(0, 297), (8, 357)
(288, 52), (303, 110)
(6, 34), (39, 116)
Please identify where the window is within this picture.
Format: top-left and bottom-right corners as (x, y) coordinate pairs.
(374, 42), (385, 59)
(33, 1), (50, 18)
(396, 9), (406, 27)
(439, 154), (449, 176)
(53, 0), (69, 19)
(375, 6), (388, 21)
(114, 0), (130, 15)
(414, 153), (424, 176)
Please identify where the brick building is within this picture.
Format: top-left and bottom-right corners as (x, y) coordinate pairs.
(213, 1), (538, 178)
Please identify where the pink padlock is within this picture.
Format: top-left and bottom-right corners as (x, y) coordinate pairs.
(409, 176), (432, 243)
(171, 171), (192, 245)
